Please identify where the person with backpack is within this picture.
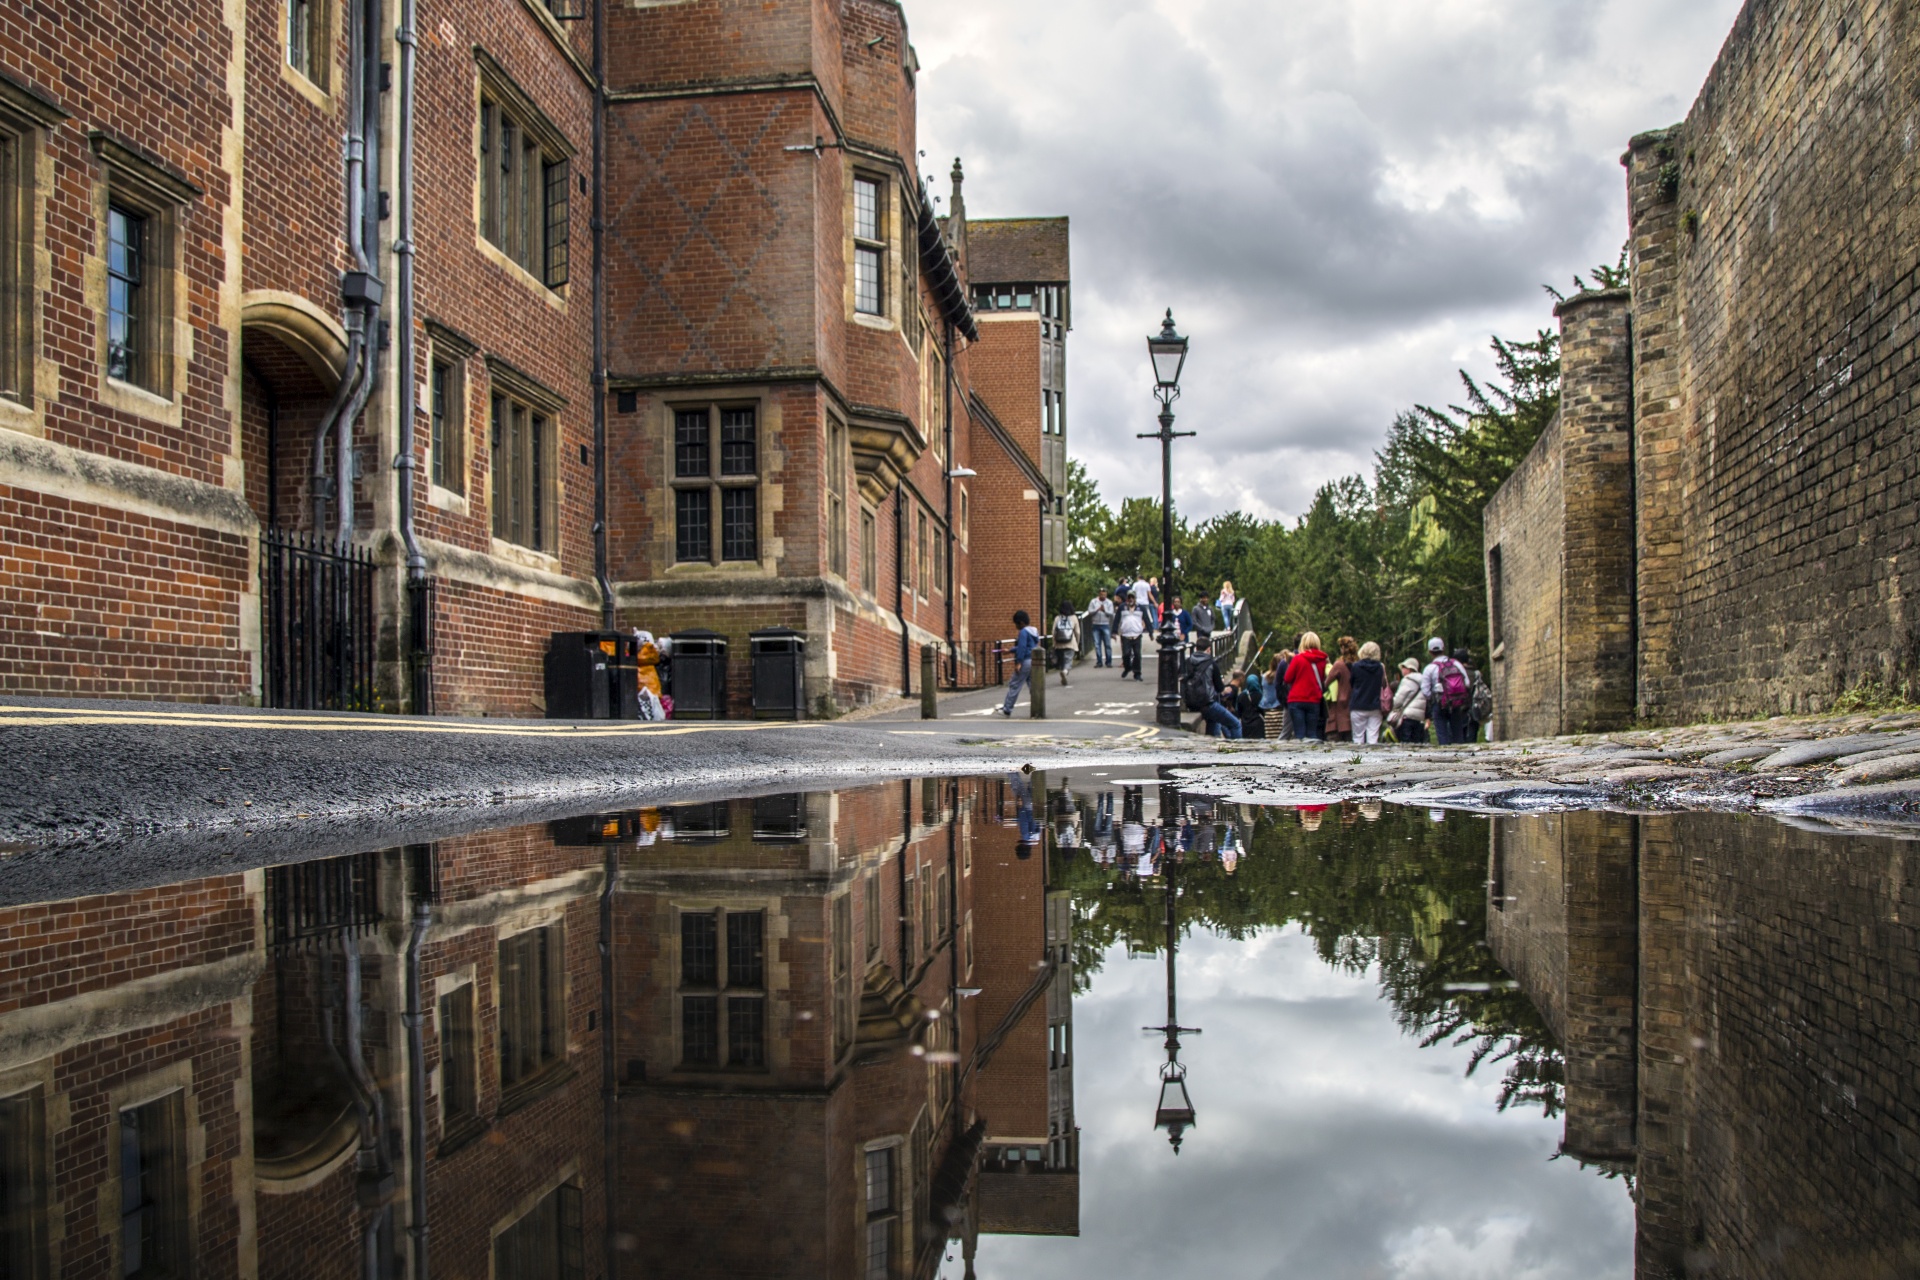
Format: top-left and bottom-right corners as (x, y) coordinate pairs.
(1420, 638), (1474, 745)
(1052, 602), (1082, 686)
(1348, 641), (1388, 745)
(1085, 588), (1116, 668)
(999, 610), (1042, 716)
(1116, 600), (1147, 680)
(1233, 670), (1267, 739)
(1324, 636), (1357, 742)
(1181, 635), (1241, 738)
(1388, 656), (1428, 743)
(1283, 631), (1330, 741)
(1456, 646), (1493, 741)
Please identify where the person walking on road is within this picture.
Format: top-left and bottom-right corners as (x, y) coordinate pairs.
(1217, 580), (1237, 628)
(1389, 656), (1429, 743)
(1117, 600), (1147, 680)
(1348, 641), (1388, 745)
(1420, 638), (1474, 745)
(1456, 646), (1492, 741)
(1182, 636), (1242, 739)
(1053, 603), (1082, 686)
(1284, 632), (1330, 741)
(1085, 588), (1116, 668)
(1000, 610), (1042, 716)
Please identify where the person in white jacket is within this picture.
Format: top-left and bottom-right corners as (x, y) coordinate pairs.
(1388, 657), (1429, 744)
(1116, 602), (1148, 681)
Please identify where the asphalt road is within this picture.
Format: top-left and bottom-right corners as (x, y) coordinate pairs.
(0, 694), (1192, 901)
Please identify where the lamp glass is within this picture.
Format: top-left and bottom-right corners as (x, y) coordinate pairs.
(1148, 311), (1188, 389)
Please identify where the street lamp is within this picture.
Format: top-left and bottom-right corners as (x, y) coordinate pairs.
(1139, 311), (1193, 727)
(1145, 782), (1201, 1152)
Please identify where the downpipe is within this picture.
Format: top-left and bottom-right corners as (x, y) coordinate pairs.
(590, 0), (614, 630)
(403, 891), (431, 1280)
(391, 0), (425, 584)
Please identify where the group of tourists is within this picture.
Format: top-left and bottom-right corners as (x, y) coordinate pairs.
(1001, 574), (1494, 744)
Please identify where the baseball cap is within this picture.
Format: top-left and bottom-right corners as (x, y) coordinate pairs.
(1428, 637), (1445, 653)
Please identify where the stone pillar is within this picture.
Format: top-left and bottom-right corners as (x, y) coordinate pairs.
(1557, 812), (1639, 1165)
(1625, 128), (1688, 723)
(1554, 289), (1637, 733)
(1634, 814), (1690, 1278)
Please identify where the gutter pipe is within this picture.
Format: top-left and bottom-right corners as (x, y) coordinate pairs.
(591, 0), (614, 629)
(392, 0), (424, 582)
(403, 888), (431, 1280)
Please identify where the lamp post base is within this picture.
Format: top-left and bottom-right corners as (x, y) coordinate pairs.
(1156, 628), (1184, 728)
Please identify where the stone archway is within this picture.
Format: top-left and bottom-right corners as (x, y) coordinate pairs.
(240, 293), (347, 532)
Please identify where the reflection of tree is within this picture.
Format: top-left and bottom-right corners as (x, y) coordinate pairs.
(1053, 795), (1564, 1117)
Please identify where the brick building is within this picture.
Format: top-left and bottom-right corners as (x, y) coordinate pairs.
(0, 0), (1066, 717)
(1484, 0), (1920, 734)
(0, 776), (1076, 1275)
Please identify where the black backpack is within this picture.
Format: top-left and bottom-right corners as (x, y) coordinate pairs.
(1181, 655), (1217, 711)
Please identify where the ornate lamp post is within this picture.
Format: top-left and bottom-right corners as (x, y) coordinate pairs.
(1145, 785), (1201, 1151)
(1140, 312), (1193, 727)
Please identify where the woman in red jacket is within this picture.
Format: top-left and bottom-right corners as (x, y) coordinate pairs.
(1283, 631), (1329, 741)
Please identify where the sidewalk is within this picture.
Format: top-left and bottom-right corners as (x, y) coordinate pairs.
(867, 650), (1165, 737)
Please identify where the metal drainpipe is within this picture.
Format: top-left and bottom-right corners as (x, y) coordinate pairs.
(313, 0), (373, 538)
(590, 0), (614, 630)
(343, 941), (390, 1280)
(896, 491), (910, 694)
(337, 0), (384, 552)
(392, 0), (424, 583)
(402, 892), (431, 1280)
(599, 846), (618, 1280)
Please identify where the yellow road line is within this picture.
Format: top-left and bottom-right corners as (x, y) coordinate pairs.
(0, 711), (818, 738)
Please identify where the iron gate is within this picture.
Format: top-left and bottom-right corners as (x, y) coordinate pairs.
(261, 530), (376, 710)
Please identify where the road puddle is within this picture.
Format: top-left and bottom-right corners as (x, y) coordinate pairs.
(0, 768), (1911, 1276)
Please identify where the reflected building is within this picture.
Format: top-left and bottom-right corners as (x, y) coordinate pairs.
(1487, 811), (1920, 1278)
(0, 778), (1075, 1279)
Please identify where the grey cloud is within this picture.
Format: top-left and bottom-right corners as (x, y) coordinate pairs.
(915, 0), (1745, 521)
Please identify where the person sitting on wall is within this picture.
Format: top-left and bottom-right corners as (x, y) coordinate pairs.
(1181, 635), (1242, 739)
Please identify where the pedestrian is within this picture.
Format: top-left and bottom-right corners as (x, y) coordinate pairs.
(1217, 580), (1237, 628)
(1325, 636), (1357, 743)
(1169, 594), (1192, 645)
(1457, 646), (1493, 740)
(1189, 594), (1217, 642)
(1267, 649), (1293, 738)
(1052, 601), (1081, 686)
(1181, 635), (1242, 738)
(1420, 638), (1474, 745)
(1283, 632), (1330, 741)
(999, 610), (1042, 716)
(1085, 587), (1116, 668)
(1234, 670), (1267, 739)
(1117, 600), (1147, 679)
(1348, 641), (1387, 745)
(1389, 656), (1429, 744)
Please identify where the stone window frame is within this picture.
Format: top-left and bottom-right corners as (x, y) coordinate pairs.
(0, 1079), (48, 1278)
(860, 506), (878, 597)
(861, 1137), (907, 1280)
(484, 355), (565, 560)
(496, 921), (569, 1108)
(675, 905), (769, 1072)
(0, 76), (63, 425)
(433, 971), (483, 1150)
(826, 414), (848, 580)
(284, 0), (335, 96)
(668, 400), (763, 570)
(851, 172), (887, 320)
(474, 50), (574, 296)
(424, 320), (476, 506)
(915, 507), (931, 602)
(87, 131), (201, 425)
(489, 1163), (586, 1280)
(108, 1063), (199, 1280)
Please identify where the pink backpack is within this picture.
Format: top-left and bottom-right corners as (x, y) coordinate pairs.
(1437, 660), (1470, 713)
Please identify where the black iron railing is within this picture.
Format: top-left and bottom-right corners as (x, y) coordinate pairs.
(264, 851), (382, 952)
(261, 530), (376, 711)
(946, 639), (1011, 690)
(407, 577), (435, 715)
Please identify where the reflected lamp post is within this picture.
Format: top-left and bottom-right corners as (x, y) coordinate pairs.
(1145, 787), (1201, 1151)
(1139, 311), (1193, 727)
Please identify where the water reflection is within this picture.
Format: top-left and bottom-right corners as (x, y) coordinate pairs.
(0, 775), (1912, 1276)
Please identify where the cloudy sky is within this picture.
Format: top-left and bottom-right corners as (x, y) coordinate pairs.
(941, 925), (1634, 1279)
(912, 0), (1746, 524)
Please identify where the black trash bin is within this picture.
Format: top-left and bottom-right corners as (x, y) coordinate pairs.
(750, 627), (807, 720)
(668, 629), (729, 720)
(544, 631), (630, 719)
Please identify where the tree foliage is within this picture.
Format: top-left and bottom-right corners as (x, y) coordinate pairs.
(1053, 259), (1620, 664)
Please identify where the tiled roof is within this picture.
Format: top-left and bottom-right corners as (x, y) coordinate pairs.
(967, 218), (1069, 285)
